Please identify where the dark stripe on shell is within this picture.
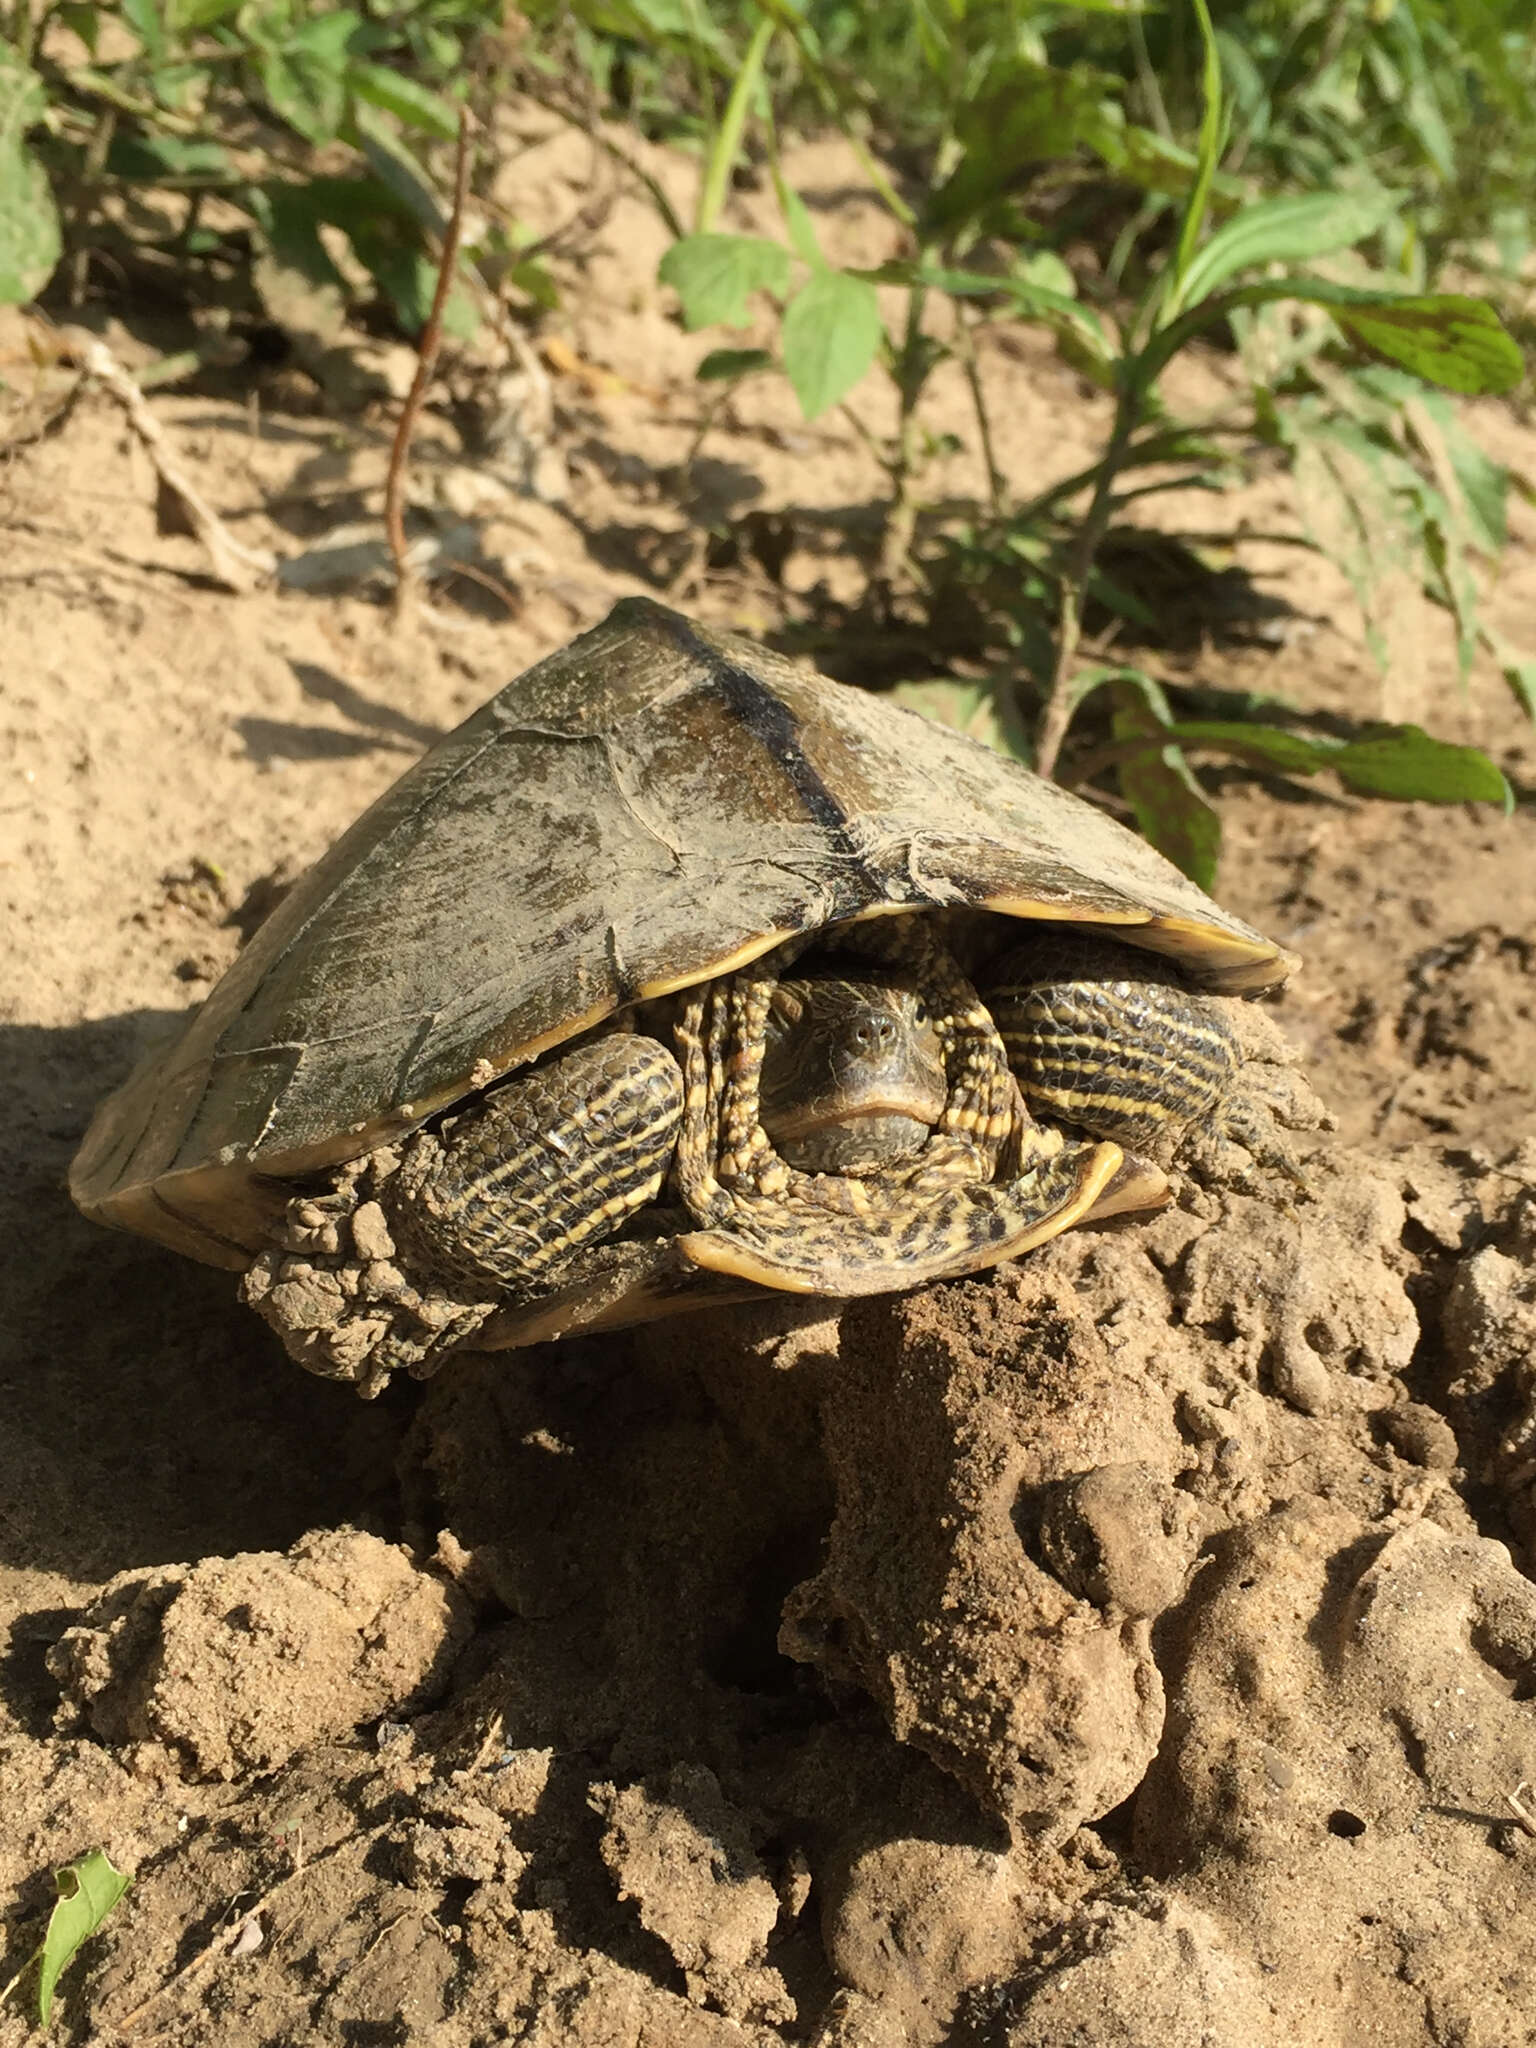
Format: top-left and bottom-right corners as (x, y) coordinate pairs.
(650, 609), (882, 900)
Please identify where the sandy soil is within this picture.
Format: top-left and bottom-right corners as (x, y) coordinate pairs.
(2, 121), (1534, 2045)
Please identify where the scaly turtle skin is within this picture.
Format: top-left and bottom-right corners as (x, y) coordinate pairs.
(70, 598), (1300, 1394)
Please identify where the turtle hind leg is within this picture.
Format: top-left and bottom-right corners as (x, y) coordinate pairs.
(985, 934), (1240, 1157)
(242, 1033), (683, 1391)
(391, 1033), (684, 1292)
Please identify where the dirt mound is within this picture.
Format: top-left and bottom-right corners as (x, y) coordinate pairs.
(49, 1529), (472, 1779)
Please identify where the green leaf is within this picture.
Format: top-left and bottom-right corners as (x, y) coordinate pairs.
(350, 107), (445, 236)
(348, 61), (459, 141)
(774, 173), (823, 269)
(891, 678), (1032, 764)
(1170, 0), (1223, 294)
(250, 180), (352, 297)
(1162, 718), (1510, 805)
(926, 57), (1117, 235)
(0, 147), (60, 303)
(171, 0), (244, 25)
(36, 1850), (131, 2025)
(145, 59), (207, 113)
(1171, 188), (1401, 316)
(106, 133), (234, 179)
(1332, 296), (1523, 398)
(1086, 560), (1160, 629)
(1482, 629), (1536, 723)
(59, 6), (102, 55)
(1327, 727), (1510, 806)
(781, 268), (882, 419)
(350, 229), (475, 339)
(0, 43), (46, 134)
(0, 47), (58, 305)
(1501, 661), (1536, 721)
(1441, 423), (1507, 555)
(0, 128), (61, 303)
(1154, 280), (1523, 400)
(696, 346), (773, 381)
(504, 255), (558, 312)
(1158, 719), (1338, 775)
(257, 12), (362, 145)
(584, 0), (730, 53)
(1086, 110), (1205, 200)
(659, 233), (790, 332)
(1112, 685), (1221, 890)
(1015, 249), (1076, 298)
(1061, 662), (1161, 722)
(121, 0), (166, 63)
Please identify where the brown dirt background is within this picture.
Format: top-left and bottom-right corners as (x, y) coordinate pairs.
(2, 123), (1535, 2045)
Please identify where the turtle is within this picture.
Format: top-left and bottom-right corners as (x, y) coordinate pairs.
(71, 597), (1301, 1397)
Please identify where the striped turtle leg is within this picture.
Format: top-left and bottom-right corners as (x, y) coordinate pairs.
(984, 933), (1239, 1155)
(389, 1032), (684, 1294)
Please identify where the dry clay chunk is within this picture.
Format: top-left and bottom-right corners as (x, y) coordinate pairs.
(821, 1834), (1064, 2046)
(1443, 1224), (1536, 1541)
(49, 1528), (472, 1778)
(592, 1764), (793, 2025)
(781, 1276), (1195, 1839)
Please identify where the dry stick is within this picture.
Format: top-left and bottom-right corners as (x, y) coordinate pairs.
(385, 106), (475, 617)
(78, 337), (276, 593)
(1507, 1781), (1536, 1841)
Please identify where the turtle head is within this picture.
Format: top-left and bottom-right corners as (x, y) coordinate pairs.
(758, 969), (948, 1175)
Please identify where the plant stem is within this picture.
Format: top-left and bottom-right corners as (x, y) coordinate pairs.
(873, 281), (930, 604)
(66, 105), (116, 307)
(952, 305), (1003, 516)
(1033, 377), (1142, 780)
(696, 12), (773, 233)
(759, 0), (916, 228)
(386, 107), (474, 615)
(56, 65), (204, 134)
(1128, 7), (1173, 143)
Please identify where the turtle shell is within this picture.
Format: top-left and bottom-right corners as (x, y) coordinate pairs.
(72, 597), (1295, 1270)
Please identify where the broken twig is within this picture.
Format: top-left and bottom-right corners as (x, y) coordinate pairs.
(385, 105), (475, 617)
(77, 337), (275, 593)
(1505, 1780), (1536, 1840)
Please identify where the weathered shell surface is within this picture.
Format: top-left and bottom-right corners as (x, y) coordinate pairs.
(72, 598), (1293, 1267)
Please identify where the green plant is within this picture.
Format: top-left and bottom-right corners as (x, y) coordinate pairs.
(0, 0), (549, 335)
(1157, 0), (1536, 287)
(634, 0), (1522, 881)
(0, 1848), (130, 2027)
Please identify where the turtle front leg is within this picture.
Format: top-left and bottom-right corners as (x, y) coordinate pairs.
(984, 933), (1300, 1183)
(390, 1033), (684, 1289)
(243, 1034), (683, 1392)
